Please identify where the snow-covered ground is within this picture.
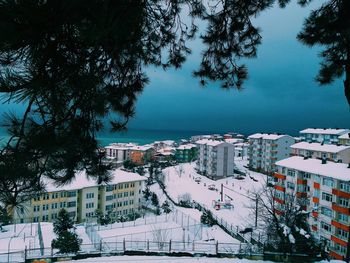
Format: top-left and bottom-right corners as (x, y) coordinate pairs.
(65, 255), (343, 263)
(158, 158), (266, 231)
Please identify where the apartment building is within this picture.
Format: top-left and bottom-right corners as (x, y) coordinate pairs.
(299, 128), (349, 144)
(248, 133), (295, 174)
(291, 142), (350, 163)
(105, 143), (137, 162)
(196, 139), (235, 179)
(129, 145), (155, 165)
(274, 156), (350, 260)
(339, 133), (350, 146)
(175, 144), (198, 163)
(14, 169), (146, 224)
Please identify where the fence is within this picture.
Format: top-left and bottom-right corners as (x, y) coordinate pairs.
(21, 239), (258, 261)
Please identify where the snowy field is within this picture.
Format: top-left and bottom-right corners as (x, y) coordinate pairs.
(65, 255), (343, 263)
(158, 158), (266, 230)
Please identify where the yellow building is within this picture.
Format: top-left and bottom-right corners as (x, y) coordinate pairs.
(14, 169), (146, 223)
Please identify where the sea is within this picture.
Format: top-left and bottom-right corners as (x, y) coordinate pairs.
(0, 128), (228, 147)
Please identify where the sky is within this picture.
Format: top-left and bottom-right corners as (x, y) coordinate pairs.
(126, 1), (349, 135)
(0, 1), (349, 137)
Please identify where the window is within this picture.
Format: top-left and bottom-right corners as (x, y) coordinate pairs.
(124, 183), (129, 188)
(124, 192), (129, 197)
(338, 213), (348, 223)
(42, 204), (49, 211)
(42, 215), (49, 222)
(43, 194), (49, 200)
(61, 192), (66, 198)
(287, 182), (295, 190)
(118, 184), (123, 189)
(67, 201), (76, 207)
(33, 206), (40, 212)
(86, 202), (94, 209)
(322, 178), (334, 187)
(68, 211), (76, 218)
(86, 192), (94, 199)
(321, 221), (331, 232)
(60, 202), (66, 208)
(336, 228), (349, 240)
(51, 203), (58, 209)
(106, 195), (114, 201)
(130, 191), (135, 196)
(52, 192), (59, 199)
(340, 182), (350, 193)
(51, 213), (57, 220)
(320, 207), (332, 217)
(321, 192), (332, 202)
(106, 185), (114, 192)
(117, 193), (123, 198)
(106, 205), (113, 211)
(130, 200), (134, 205)
(339, 198), (349, 207)
(287, 169), (295, 177)
(123, 200), (128, 206)
(67, 191), (76, 197)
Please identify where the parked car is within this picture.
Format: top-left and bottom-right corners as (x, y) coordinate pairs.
(208, 184), (216, 190)
(194, 177), (201, 183)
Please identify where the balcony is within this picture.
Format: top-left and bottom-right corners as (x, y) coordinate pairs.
(332, 203), (350, 215)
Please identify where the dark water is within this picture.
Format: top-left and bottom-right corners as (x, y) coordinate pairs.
(0, 128), (224, 147)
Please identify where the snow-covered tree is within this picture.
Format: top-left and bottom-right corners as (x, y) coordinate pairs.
(52, 209), (81, 254)
(251, 183), (323, 256)
(161, 200), (171, 214)
(151, 192), (159, 207)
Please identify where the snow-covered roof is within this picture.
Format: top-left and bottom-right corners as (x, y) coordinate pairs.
(275, 156), (350, 181)
(130, 145), (154, 151)
(299, 128), (349, 135)
(177, 144), (197, 150)
(44, 169), (146, 192)
(339, 133), (350, 139)
(291, 142), (350, 153)
(195, 139), (225, 146)
(153, 140), (175, 146)
(105, 143), (137, 150)
(224, 138), (243, 144)
(248, 133), (290, 140)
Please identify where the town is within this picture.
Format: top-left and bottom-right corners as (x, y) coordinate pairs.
(1, 127), (350, 262)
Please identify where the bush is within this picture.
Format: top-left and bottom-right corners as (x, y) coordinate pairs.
(161, 200), (171, 214)
(178, 193), (192, 208)
(200, 210), (216, 226)
(151, 192), (159, 207)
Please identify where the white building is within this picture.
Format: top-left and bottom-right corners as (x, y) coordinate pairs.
(105, 143), (137, 162)
(14, 169), (146, 224)
(339, 133), (350, 146)
(234, 142), (249, 158)
(248, 133), (295, 174)
(196, 139), (235, 179)
(291, 142), (350, 163)
(299, 128), (349, 144)
(274, 156), (350, 260)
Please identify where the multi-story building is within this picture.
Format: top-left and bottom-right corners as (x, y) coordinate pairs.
(175, 144), (198, 163)
(290, 142), (350, 163)
(129, 145), (155, 165)
(105, 143), (137, 162)
(274, 156), (350, 260)
(14, 169), (146, 223)
(196, 139), (235, 179)
(234, 142), (249, 158)
(339, 133), (350, 146)
(248, 133), (295, 174)
(299, 128), (349, 144)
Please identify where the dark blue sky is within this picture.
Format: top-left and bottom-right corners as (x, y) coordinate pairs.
(0, 2), (349, 137)
(128, 1), (349, 135)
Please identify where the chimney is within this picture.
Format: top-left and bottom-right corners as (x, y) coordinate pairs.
(348, 163), (350, 168)
(322, 159), (327, 164)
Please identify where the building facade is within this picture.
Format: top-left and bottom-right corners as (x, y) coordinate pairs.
(14, 170), (146, 224)
(129, 145), (155, 165)
(274, 156), (350, 260)
(175, 144), (198, 163)
(290, 142), (350, 163)
(299, 128), (349, 144)
(105, 143), (137, 162)
(339, 133), (350, 146)
(248, 133), (295, 174)
(196, 139), (235, 179)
